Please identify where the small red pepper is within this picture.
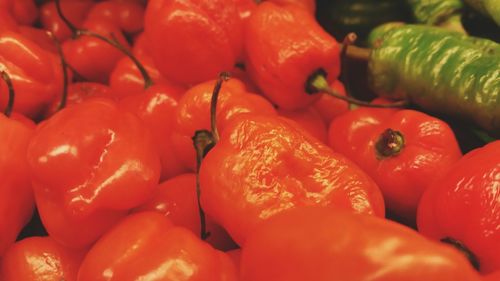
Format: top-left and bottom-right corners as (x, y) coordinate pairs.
(312, 80), (349, 124)
(418, 141), (500, 274)
(40, 0), (94, 41)
(0, 0), (38, 25)
(86, 0), (145, 34)
(200, 114), (385, 245)
(144, 0), (243, 85)
(27, 98), (161, 248)
(240, 206), (482, 281)
(77, 212), (238, 281)
(244, 2), (340, 110)
(278, 106), (328, 143)
(328, 108), (462, 223)
(0, 237), (86, 281)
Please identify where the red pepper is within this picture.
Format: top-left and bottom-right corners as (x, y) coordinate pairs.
(200, 114), (385, 245)
(144, 0), (243, 85)
(484, 271), (500, 281)
(0, 0), (38, 25)
(0, 237), (86, 281)
(135, 173), (237, 250)
(171, 78), (276, 171)
(119, 83), (188, 181)
(312, 80), (348, 124)
(240, 206), (482, 281)
(27, 98), (161, 248)
(0, 10), (18, 33)
(40, 0), (94, 41)
(234, 0), (257, 22)
(418, 141), (500, 274)
(0, 31), (64, 118)
(244, 2), (340, 110)
(77, 212), (238, 281)
(267, 0), (316, 13)
(86, 0), (145, 34)
(278, 106), (328, 143)
(328, 108), (462, 223)
(0, 108), (35, 256)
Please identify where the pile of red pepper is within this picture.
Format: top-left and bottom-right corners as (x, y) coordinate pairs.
(0, 0), (498, 280)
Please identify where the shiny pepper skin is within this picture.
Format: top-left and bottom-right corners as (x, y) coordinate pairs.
(40, 0), (94, 41)
(278, 106), (328, 143)
(240, 207), (482, 281)
(245, 2), (340, 110)
(77, 212), (238, 281)
(86, 0), (145, 34)
(0, 113), (35, 256)
(418, 141), (500, 274)
(27, 98), (161, 248)
(328, 108), (462, 222)
(0, 237), (86, 281)
(200, 114), (385, 245)
(144, 0), (243, 85)
(171, 78), (276, 171)
(312, 80), (348, 124)
(0, 31), (64, 118)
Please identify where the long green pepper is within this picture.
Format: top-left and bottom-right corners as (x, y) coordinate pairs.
(368, 25), (500, 135)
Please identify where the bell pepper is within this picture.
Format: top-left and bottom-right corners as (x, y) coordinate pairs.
(367, 24), (500, 135)
(144, 0), (243, 85)
(418, 141), (500, 274)
(200, 114), (385, 245)
(27, 98), (161, 248)
(245, 2), (340, 110)
(240, 206), (482, 281)
(135, 173), (237, 250)
(0, 237), (86, 281)
(328, 107), (462, 222)
(171, 78), (276, 171)
(0, 31), (64, 118)
(77, 212), (238, 281)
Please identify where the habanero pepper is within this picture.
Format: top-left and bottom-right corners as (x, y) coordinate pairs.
(171, 77), (276, 172)
(328, 107), (462, 223)
(0, 31), (64, 118)
(77, 212), (238, 281)
(27, 98), (161, 248)
(417, 141), (500, 274)
(144, 0), (243, 85)
(0, 237), (86, 281)
(240, 206), (482, 281)
(244, 2), (340, 110)
(366, 24), (500, 135)
(200, 113), (385, 245)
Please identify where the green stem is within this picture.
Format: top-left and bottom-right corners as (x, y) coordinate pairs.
(0, 71), (14, 117)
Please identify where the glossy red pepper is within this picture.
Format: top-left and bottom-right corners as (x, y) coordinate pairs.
(0, 109), (35, 256)
(40, 0), (94, 41)
(62, 19), (129, 83)
(267, 0), (316, 13)
(0, 10), (18, 33)
(484, 271), (500, 281)
(86, 0), (145, 34)
(234, 0), (257, 22)
(0, 31), (64, 118)
(135, 173), (237, 250)
(312, 80), (349, 124)
(77, 212), (238, 281)
(240, 206), (482, 281)
(171, 78), (276, 171)
(27, 98), (161, 248)
(278, 106), (328, 143)
(119, 83), (188, 181)
(328, 108), (462, 222)
(418, 141), (500, 274)
(0, 0), (38, 25)
(244, 2), (340, 110)
(0, 237), (86, 281)
(144, 0), (243, 85)
(200, 114), (385, 245)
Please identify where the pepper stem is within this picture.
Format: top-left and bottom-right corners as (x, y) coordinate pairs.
(344, 45), (371, 61)
(192, 130), (216, 240)
(441, 237), (480, 271)
(375, 129), (405, 158)
(54, 0), (153, 89)
(0, 71), (15, 117)
(210, 72), (231, 143)
(306, 70), (408, 108)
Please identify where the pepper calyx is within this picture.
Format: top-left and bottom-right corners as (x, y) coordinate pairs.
(375, 128), (405, 158)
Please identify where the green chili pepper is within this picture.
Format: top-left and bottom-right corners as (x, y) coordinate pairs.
(408, 0), (463, 25)
(367, 24), (500, 135)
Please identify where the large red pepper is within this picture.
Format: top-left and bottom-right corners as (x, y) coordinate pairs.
(328, 108), (462, 222)
(144, 0), (243, 85)
(240, 206), (482, 281)
(244, 2), (340, 110)
(0, 31), (64, 118)
(77, 212), (238, 281)
(27, 98), (161, 248)
(171, 78), (276, 171)
(200, 114), (385, 245)
(0, 237), (86, 281)
(418, 141), (500, 274)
